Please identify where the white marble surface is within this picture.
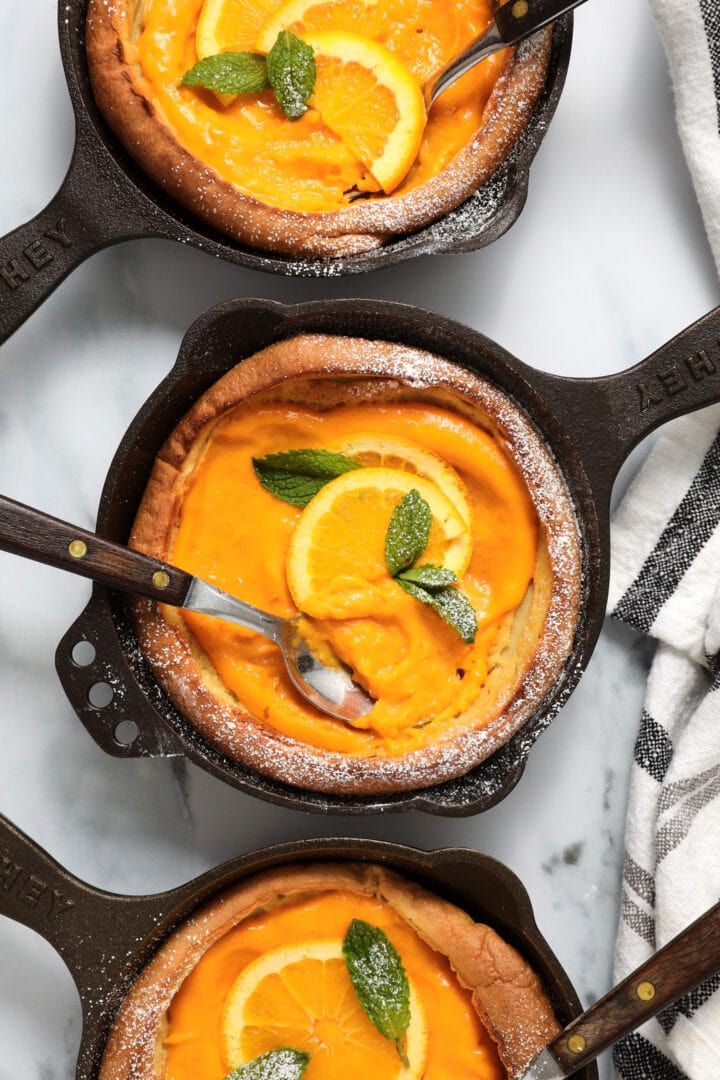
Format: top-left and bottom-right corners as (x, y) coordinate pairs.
(0, 1), (719, 1078)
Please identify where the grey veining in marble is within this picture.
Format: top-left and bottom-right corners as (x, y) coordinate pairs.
(0, 2), (719, 1079)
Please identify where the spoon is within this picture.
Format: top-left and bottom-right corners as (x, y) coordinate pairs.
(518, 899), (720, 1077)
(425, 0), (589, 108)
(0, 492), (374, 723)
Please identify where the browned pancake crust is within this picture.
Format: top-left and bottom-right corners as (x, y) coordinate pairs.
(129, 334), (581, 795)
(98, 862), (561, 1079)
(85, 1), (553, 258)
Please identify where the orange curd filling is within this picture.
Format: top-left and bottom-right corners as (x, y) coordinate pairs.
(169, 400), (538, 752)
(133, 0), (507, 212)
(163, 889), (505, 1080)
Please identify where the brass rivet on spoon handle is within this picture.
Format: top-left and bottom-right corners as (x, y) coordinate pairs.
(68, 540), (87, 559)
(567, 1033), (586, 1055)
(636, 981), (656, 1001)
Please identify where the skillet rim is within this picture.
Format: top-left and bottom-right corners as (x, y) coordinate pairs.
(56, 1), (574, 275)
(55, 836), (599, 1080)
(55, 297), (605, 817)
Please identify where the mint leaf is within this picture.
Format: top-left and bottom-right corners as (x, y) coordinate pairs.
(343, 920), (411, 1066)
(267, 30), (316, 120)
(385, 489), (432, 576)
(397, 564), (457, 589)
(226, 1049), (310, 1080)
(181, 52), (270, 95)
(384, 491), (477, 642)
(398, 578), (477, 644)
(253, 448), (360, 507)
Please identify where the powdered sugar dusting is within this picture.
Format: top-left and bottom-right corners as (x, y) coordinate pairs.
(85, 0), (557, 267)
(97, 863), (562, 1080)
(125, 334), (583, 803)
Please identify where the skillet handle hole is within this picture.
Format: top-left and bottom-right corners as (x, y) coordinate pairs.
(88, 681), (114, 709)
(72, 640), (97, 667)
(114, 720), (139, 747)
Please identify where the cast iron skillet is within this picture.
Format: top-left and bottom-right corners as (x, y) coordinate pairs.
(0, 814), (596, 1080)
(55, 297), (720, 816)
(0, 2), (572, 346)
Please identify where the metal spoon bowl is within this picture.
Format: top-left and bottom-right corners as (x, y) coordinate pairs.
(0, 493), (374, 724)
(185, 577), (374, 721)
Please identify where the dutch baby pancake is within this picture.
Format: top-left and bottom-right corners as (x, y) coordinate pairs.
(129, 334), (581, 795)
(99, 862), (561, 1079)
(85, 0), (553, 257)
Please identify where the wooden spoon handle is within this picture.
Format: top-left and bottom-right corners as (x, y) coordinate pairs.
(0, 492), (192, 606)
(550, 900), (720, 1072)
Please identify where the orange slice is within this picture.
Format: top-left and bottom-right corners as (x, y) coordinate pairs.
(197, 0), (282, 56)
(292, 31), (425, 193)
(255, 0), (379, 51)
(221, 938), (428, 1079)
(286, 467), (472, 615)
(328, 434), (472, 527)
(304, 32), (425, 193)
(256, 0), (486, 83)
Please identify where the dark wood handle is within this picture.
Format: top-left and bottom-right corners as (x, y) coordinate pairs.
(495, 0), (587, 44)
(0, 493), (192, 606)
(550, 901), (720, 1072)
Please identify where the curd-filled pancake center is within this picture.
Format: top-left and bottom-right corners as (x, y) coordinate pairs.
(163, 889), (505, 1079)
(132, 0), (507, 211)
(168, 399), (539, 752)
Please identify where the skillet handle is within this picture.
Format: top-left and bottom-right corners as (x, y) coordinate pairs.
(533, 305), (720, 499)
(0, 813), (102, 965)
(0, 141), (141, 347)
(0, 814), (175, 1013)
(600, 304), (720, 454)
(0, 815), (124, 980)
(548, 900), (720, 1073)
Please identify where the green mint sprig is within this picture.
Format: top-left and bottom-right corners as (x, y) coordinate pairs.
(266, 30), (316, 119)
(385, 489), (477, 644)
(252, 448), (361, 507)
(343, 920), (411, 1067)
(397, 571), (477, 644)
(384, 487), (432, 576)
(181, 31), (315, 121)
(226, 1047), (310, 1079)
(181, 51), (270, 95)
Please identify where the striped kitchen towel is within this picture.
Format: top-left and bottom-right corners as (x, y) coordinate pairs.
(609, 406), (720, 1080)
(647, 0), (720, 277)
(608, 3), (720, 1076)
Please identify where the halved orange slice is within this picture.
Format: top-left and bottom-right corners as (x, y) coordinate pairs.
(328, 434), (472, 527)
(221, 939), (428, 1079)
(286, 467), (472, 615)
(269, 30), (425, 192)
(306, 32), (425, 193)
(197, 0), (282, 56)
(255, 0), (379, 52)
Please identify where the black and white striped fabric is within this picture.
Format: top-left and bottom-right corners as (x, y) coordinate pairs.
(609, 408), (720, 1080)
(648, 0), (720, 276)
(609, 5), (720, 1075)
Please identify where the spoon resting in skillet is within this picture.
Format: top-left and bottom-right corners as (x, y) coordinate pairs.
(0, 493), (374, 724)
(520, 900), (720, 1077)
(51, 297), (720, 815)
